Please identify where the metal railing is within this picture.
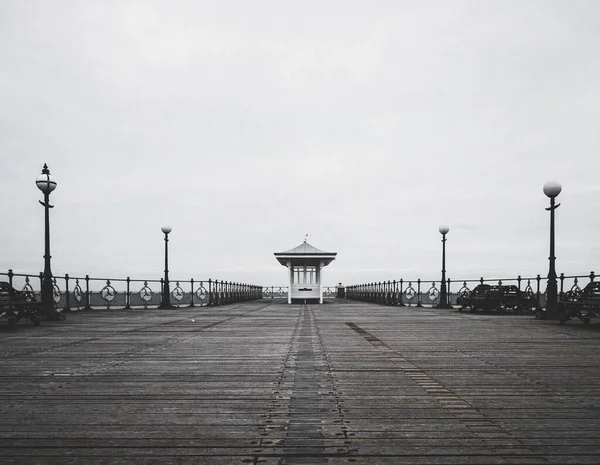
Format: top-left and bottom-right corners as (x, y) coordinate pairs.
(1, 270), (262, 310)
(346, 272), (597, 309)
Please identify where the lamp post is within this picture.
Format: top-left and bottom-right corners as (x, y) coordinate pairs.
(436, 225), (452, 309)
(36, 164), (59, 318)
(159, 225), (174, 309)
(543, 181), (562, 318)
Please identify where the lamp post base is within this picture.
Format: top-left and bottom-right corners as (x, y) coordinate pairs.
(535, 309), (562, 320)
(42, 310), (65, 321)
(435, 303), (454, 310)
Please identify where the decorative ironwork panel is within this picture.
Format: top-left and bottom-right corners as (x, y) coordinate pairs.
(458, 281), (471, 298)
(22, 276), (35, 297)
(130, 281), (161, 307)
(195, 284), (208, 305)
(524, 280), (534, 299)
(427, 282), (440, 304)
(404, 282), (416, 304)
(51, 278), (62, 305)
(171, 282), (184, 306)
(73, 279), (83, 309)
(100, 280), (117, 308)
(565, 278), (583, 301)
(137, 281), (154, 308)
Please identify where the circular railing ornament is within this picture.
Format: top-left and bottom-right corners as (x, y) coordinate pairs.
(52, 279), (61, 304)
(405, 282), (416, 301)
(458, 281), (471, 299)
(101, 280), (116, 302)
(172, 282), (184, 302)
(73, 279), (83, 304)
(196, 285), (207, 301)
(139, 281), (153, 303)
(428, 282), (440, 302)
(22, 276), (35, 297)
(524, 280), (534, 299)
(567, 279), (582, 301)
(21, 277), (36, 303)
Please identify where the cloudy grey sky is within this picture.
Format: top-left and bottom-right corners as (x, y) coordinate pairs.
(1, 0), (599, 288)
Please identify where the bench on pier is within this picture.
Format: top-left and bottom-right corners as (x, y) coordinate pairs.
(559, 282), (600, 325)
(0, 282), (40, 326)
(458, 284), (537, 314)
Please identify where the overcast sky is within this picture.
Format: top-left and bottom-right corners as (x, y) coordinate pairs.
(1, 0), (599, 288)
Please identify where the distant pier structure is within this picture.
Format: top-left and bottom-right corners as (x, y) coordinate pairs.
(274, 239), (337, 304)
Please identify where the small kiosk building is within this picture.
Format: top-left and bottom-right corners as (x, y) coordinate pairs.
(274, 240), (337, 304)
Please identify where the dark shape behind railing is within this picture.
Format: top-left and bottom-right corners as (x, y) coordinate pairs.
(1, 270), (263, 311)
(346, 272), (597, 312)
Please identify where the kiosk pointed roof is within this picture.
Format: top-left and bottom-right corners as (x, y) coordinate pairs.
(278, 241), (331, 255)
(274, 240), (337, 266)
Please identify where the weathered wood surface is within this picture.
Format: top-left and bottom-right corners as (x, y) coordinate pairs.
(1, 300), (599, 464)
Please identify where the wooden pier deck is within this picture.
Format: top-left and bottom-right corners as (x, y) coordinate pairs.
(1, 300), (599, 464)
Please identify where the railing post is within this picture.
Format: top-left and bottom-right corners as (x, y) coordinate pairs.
(85, 275), (91, 310)
(64, 274), (71, 312)
(399, 279), (405, 306)
(125, 277), (131, 309)
(160, 278), (164, 308)
(590, 271), (596, 282)
(559, 273), (565, 300)
(536, 274), (542, 309)
(517, 275), (522, 290)
(190, 279), (195, 307)
(416, 279), (422, 307)
(7, 269), (13, 287)
(208, 278), (213, 306)
(215, 279), (220, 306)
(447, 278), (451, 306)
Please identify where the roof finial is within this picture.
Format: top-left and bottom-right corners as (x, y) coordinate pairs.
(304, 233), (308, 243)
